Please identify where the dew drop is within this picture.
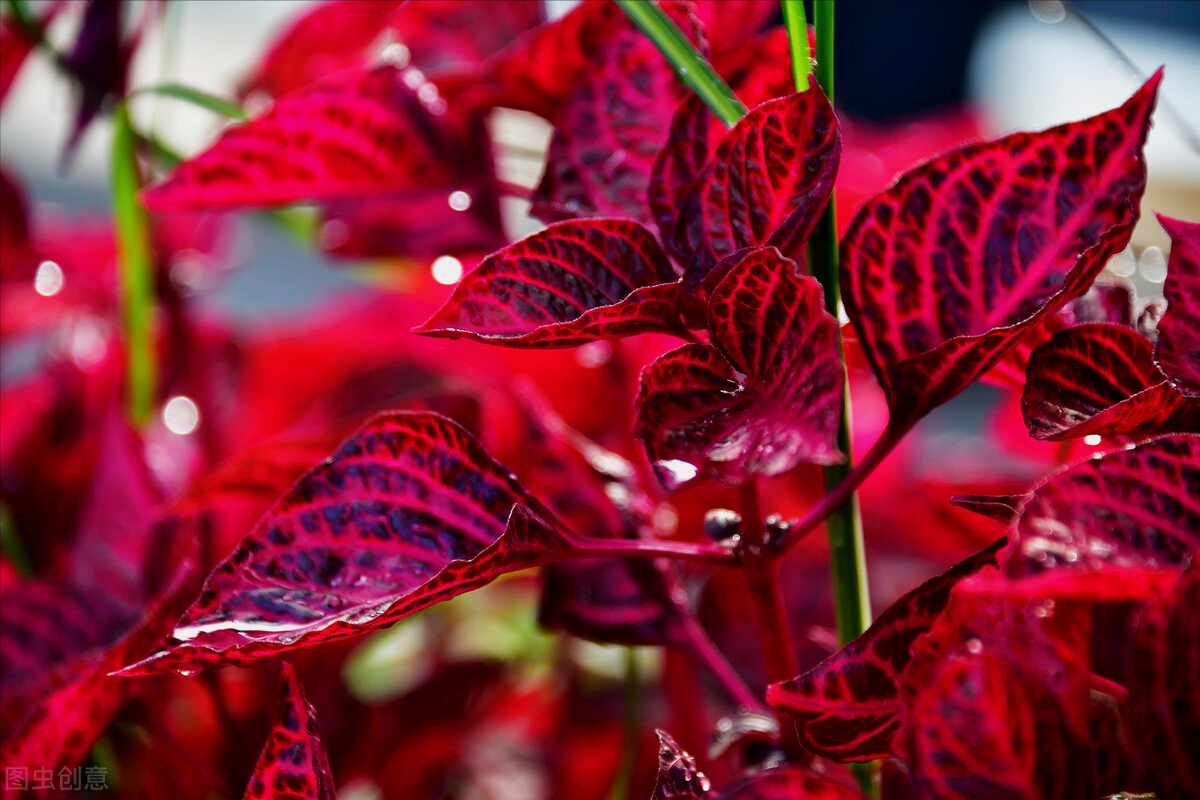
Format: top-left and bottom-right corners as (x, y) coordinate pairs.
(34, 260), (64, 296)
(178, 669), (200, 678)
(163, 395), (200, 435)
(1083, 434), (1102, 447)
(447, 190), (472, 211)
(431, 255), (463, 285)
(656, 459), (698, 486)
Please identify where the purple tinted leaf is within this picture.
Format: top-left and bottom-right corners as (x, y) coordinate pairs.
(649, 95), (712, 241)
(1022, 323), (1200, 440)
(671, 87), (840, 285)
(243, 663), (337, 800)
(635, 247), (843, 490)
(1001, 434), (1200, 600)
(142, 65), (450, 212)
(1128, 562), (1200, 800)
(948, 493), (1025, 525)
(414, 219), (685, 347)
(120, 412), (572, 675)
(1155, 214), (1200, 397)
(907, 653), (1092, 800)
(766, 539), (1004, 761)
(651, 729), (712, 800)
(63, 0), (135, 159)
(841, 73), (1161, 431)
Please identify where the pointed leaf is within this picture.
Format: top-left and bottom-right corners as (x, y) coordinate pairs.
(651, 730), (712, 800)
(1128, 562), (1200, 800)
(635, 247), (843, 490)
(1000, 434), (1200, 600)
(243, 663), (337, 800)
(1022, 322), (1200, 440)
(766, 539), (1004, 761)
(649, 94), (712, 240)
(120, 412), (573, 675)
(948, 493), (1024, 525)
(1155, 214), (1200, 397)
(141, 65), (451, 212)
(671, 87), (840, 284)
(841, 73), (1161, 431)
(907, 653), (1092, 800)
(414, 219), (685, 347)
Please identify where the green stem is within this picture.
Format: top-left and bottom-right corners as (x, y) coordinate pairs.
(781, 0), (811, 91)
(615, 0), (746, 127)
(607, 648), (642, 800)
(111, 104), (157, 426)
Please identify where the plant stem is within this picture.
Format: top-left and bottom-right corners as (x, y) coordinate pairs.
(112, 103), (157, 426)
(615, 0), (746, 128)
(607, 647), (642, 800)
(781, 0), (811, 91)
(678, 612), (767, 712)
(572, 536), (737, 566)
(739, 481), (799, 685)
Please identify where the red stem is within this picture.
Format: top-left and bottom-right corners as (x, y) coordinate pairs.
(497, 180), (534, 200)
(571, 535), (736, 566)
(739, 481), (799, 685)
(678, 612), (767, 712)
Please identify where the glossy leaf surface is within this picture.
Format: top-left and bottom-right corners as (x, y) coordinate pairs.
(1155, 214), (1200, 397)
(1022, 323), (1200, 440)
(634, 247), (843, 490)
(243, 663), (336, 800)
(142, 65), (449, 212)
(415, 219), (684, 347)
(651, 730), (712, 800)
(1128, 563), (1200, 800)
(767, 540), (1003, 760)
(671, 87), (840, 284)
(121, 413), (570, 675)
(841, 73), (1160, 430)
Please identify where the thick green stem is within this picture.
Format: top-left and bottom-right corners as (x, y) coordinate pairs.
(111, 104), (157, 426)
(781, 0), (811, 91)
(615, 0), (746, 127)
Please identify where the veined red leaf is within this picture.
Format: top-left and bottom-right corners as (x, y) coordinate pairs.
(907, 653), (1092, 800)
(1022, 323), (1200, 440)
(691, 1), (779, 67)
(243, 663), (336, 800)
(141, 65), (450, 212)
(671, 87), (840, 285)
(841, 73), (1161, 431)
(119, 412), (572, 675)
(948, 493), (1024, 525)
(1128, 562), (1200, 800)
(766, 539), (1004, 761)
(414, 219), (685, 347)
(649, 94), (712, 242)
(1155, 214), (1200, 397)
(634, 247), (843, 490)
(998, 434), (1200, 601)
(652, 729), (712, 800)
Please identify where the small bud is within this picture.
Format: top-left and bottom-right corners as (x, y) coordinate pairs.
(703, 508), (742, 542)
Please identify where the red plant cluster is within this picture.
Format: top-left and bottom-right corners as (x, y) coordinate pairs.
(1, 1), (1197, 799)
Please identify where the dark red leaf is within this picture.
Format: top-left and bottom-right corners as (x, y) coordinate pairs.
(141, 65), (452, 212)
(1022, 323), (1200, 440)
(998, 434), (1200, 601)
(62, 0), (134, 158)
(414, 219), (686, 347)
(1128, 562), (1200, 800)
(1155, 214), (1200, 398)
(634, 247), (843, 490)
(243, 663), (336, 800)
(651, 730), (712, 800)
(907, 653), (1092, 800)
(718, 769), (863, 800)
(0, 166), (34, 280)
(119, 412), (572, 675)
(691, 1), (779, 66)
(671, 87), (840, 285)
(766, 539), (1003, 761)
(948, 493), (1024, 525)
(649, 94), (712, 241)
(841, 72), (1161, 432)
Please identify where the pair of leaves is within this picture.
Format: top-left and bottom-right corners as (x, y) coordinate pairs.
(634, 246), (844, 490)
(841, 72), (1161, 435)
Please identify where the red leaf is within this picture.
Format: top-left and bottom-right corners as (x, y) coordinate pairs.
(1155, 214), (1200, 398)
(649, 94), (711, 242)
(840, 72), (1161, 432)
(948, 493), (1024, 525)
(1128, 562), (1200, 800)
(120, 412), (571, 675)
(634, 247), (843, 490)
(766, 539), (1003, 761)
(651, 730), (712, 800)
(414, 219), (685, 347)
(907, 653), (1092, 800)
(1021, 323), (1200, 440)
(717, 769), (862, 800)
(671, 87), (840, 285)
(243, 663), (337, 800)
(998, 434), (1200, 601)
(141, 65), (452, 212)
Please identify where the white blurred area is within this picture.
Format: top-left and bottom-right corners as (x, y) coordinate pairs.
(970, 0), (1200, 252)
